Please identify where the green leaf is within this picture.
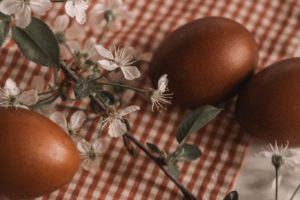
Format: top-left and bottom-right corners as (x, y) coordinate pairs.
(0, 12), (10, 21)
(167, 162), (180, 179)
(178, 144), (201, 161)
(89, 98), (104, 113)
(74, 80), (91, 99)
(0, 20), (9, 47)
(12, 17), (60, 68)
(224, 191), (238, 200)
(176, 105), (221, 143)
(99, 91), (115, 105)
(146, 142), (161, 155)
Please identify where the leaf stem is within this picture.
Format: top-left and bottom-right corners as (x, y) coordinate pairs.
(96, 81), (146, 94)
(275, 167), (279, 200)
(123, 133), (198, 200)
(290, 184), (300, 200)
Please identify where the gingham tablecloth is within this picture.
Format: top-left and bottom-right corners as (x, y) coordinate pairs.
(1, 0), (300, 199)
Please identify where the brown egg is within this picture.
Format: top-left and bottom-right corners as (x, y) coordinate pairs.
(149, 17), (259, 108)
(236, 58), (300, 146)
(0, 108), (80, 198)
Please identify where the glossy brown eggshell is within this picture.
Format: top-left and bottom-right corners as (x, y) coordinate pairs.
(149, 17), (259, 108)
(0, 108), (80, 199)
(236, 58), (300, 146)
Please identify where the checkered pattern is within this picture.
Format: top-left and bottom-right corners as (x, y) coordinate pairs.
(1, 0), (300, 199)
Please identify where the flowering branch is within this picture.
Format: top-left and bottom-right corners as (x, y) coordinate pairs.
(0, 1), (235, 200)
(124, 133), (198, 200)
(60, 61), (198, 199)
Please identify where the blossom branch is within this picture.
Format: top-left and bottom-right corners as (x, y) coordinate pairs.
(123, 133), (198, 200)
(59, 63), (198, 200)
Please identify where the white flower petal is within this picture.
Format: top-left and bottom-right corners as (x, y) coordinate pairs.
(91, 139), (105, 153)
(121, 66), (141, 80)
(157, 74), (168, 92)
(77, 139), (91, 154)
(4, 79), (20, 96)
(80, 157), (100, 173)
(91, 3), (106, 14)
(0, 0), (21, 15)
(53, 15), (70, 32)
(118, 105), (140, 117)
(14, 5), (32, 28)
(95, 45), (114, 60)
(74, 8), (86, 24)
(70, 111), (86, 130)
(30, 0), (52, 16)
(65, 0), (88, 24)
(31, 76), (45, 92)
(18, 89), (38, 106)
(108, 119), (126, 138)
(50, 112), (68, 132)
(65, 1), (75, 17)
(98, 60), (119, 71)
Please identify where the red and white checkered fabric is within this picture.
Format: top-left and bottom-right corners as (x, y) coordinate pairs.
(1, 0), (300, 199)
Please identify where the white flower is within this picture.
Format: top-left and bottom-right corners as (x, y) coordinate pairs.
(0, 78), (38, 108)
(65, 0), (89, 24)
(0, 0), (52, 28)
(256, 141), (300, 167)
(95, 45), (141, 80)
(256, 141), (300, 189)
(77, 139), (105, 173)
(50, 111), (87, 138)
(101, 105), (140, 137)
(90, 0), (133, 31)
(149, 74), (173, 111)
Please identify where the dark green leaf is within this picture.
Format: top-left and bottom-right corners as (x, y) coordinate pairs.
(178, 144), (201, 161)
(176, 105), (221, 143)
(74, 80), (91, 99)
(0, 12), (10, 21)
(146, 142), (161, 155)
(89, 98), (104, 113)
(12, 17), (60, 68)
(224, 191), (238, 200)
(99, 91), (115, 105)
(0, 20), (9, 46)
(167, 162), (180, 179)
